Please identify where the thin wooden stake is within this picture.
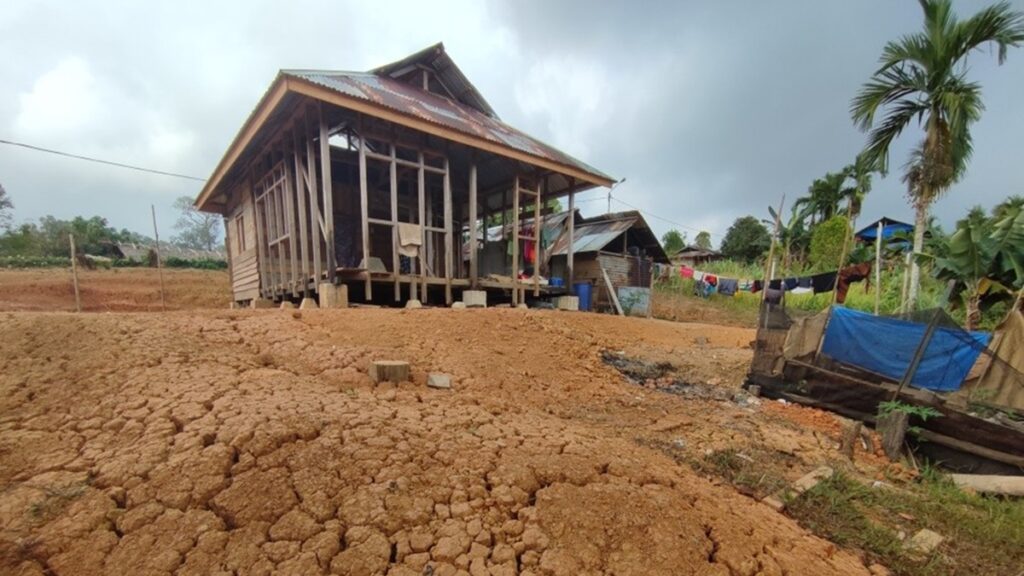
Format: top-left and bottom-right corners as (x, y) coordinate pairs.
(151, 205), (166, 311)
(761, 194), (785, 329)
(69, 233), (81, 313)
(874, 220), (883, 315)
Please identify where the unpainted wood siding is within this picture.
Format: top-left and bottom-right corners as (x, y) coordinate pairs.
(227, 182), (260, 302)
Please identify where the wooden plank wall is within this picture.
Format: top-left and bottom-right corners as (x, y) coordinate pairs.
(228, 182), (260, 301)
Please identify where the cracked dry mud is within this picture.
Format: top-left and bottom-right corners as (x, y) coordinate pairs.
(0, 308), (872, 576)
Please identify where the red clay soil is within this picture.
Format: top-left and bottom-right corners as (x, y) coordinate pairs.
(0, 268), (229, 312)
(0, 307), (881, 576)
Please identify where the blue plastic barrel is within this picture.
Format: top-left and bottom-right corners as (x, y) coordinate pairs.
(573, 282), (592, 311)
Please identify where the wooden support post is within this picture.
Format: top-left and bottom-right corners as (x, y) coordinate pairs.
(567, 179), (575, 288)
(293, 127), (310, 294)
(305, 110), (322, 285)
(358, 118), (372, 300)
(533, 179), (541, 297)
(250, 170), (269, 298)
(601, 265), (624, 316)
(840, 421), (863, 461)
(69, 233), (81, 312)
(511, 176), (520, 306)
(151, 205), (166, 311)
(284, 137), (299, 296)
(891, 309), (942, 400)
(761, 194), (784, 328)
(390, 143), (400, 301)
(443, 157), (453, 306)
(418, 151), (427, 301)
(319, 103), (335, 282)
(469, 163), (478, 288)
(878, 409), (909, 461)
(647, 258), (655, 319)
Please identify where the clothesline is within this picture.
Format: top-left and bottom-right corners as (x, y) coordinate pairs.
(655, 262), (872, 304)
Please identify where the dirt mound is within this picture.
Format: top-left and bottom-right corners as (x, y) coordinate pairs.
(0, 308), (873, 575)
(0, 268), (229, 312)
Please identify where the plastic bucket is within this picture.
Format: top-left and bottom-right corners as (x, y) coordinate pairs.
(573, 282), (592, 312)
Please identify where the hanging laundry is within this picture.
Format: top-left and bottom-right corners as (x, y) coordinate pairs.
(752, 280), (764, 293)
(738, 279), (753, 292)
(836, 262), (872, 304)
(680, 266), (694, 279)
(790, 286), (813, 294)
(397, 222), (422, 258)
(797, 277), (813, 289)
(764, 288), (784, 305)
(717, 278), (739, 296)
(768, 279), (782, 290)
(783, 278), (799, 291)
(811, 271), (838, 294)
(693, 270), (705, 282)
(705, 274), (718, 286)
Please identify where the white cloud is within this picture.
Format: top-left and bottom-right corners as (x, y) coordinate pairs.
(514, 56), (608, 158)
(14, 56), (104, 139)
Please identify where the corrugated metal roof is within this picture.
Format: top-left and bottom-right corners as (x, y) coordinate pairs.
(547, 217), (637, 257)
(283, 69), (613, 184)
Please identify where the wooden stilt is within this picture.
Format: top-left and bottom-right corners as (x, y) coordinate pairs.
(533, 178), (541, 297)
(391, 143), (400, 301)
(358, 118), (372, 300)
(319, 103), (335, 282)
(874, 220), (883, 315)
(151, 205), (166, 311)
(567, 179), (575, 289)
(469, 163), (478, 289)
(305, 109), (323, 285)
(511, 176), (520, 306)
(293, 125), (310, 294)
(418, 151), (427, 301)
(443, 157), (453, 306)
(283, 135), (299, 296)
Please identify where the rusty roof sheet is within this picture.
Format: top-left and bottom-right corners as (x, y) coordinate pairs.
(547, 217), (637, 257)
(284, 70), (613, 183)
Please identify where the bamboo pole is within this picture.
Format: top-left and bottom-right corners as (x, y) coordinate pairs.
(760, 194), (785, 329)
(874, 220), (883, 315)
(69, 234), (81, 312)
(151, 205), (166, 311)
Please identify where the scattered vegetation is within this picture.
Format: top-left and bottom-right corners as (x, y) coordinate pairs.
(787, 471), (1024, 576)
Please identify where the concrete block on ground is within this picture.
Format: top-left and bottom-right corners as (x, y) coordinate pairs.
(405, 299), (423, 309)
(318, 282), (348, 308)
(463, 290), (487, 308)
(370, 360), (410, 383)
(906, 529), (944, 555)
(555, 295), (579, 311)
(451, 301), (467, 310)
(299, 297), (319, 310)
(516, 303), (529, 309)
(251, 299), (275, 309)
(792, 466), (834, 495)
(427, 373), (452, 389)
(280, 301), (295, 309)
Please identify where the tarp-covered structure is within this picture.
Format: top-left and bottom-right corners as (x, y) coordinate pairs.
(958, 310), (1024, 411)
(821, 306), (991, 392)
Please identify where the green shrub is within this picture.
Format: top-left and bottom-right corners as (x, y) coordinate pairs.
(809, 216), (851, 271)
(163, 257), (227, 270)
(0, 255), (70, 268)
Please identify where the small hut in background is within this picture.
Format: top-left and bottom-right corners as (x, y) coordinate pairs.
(672, 244), (722, 268)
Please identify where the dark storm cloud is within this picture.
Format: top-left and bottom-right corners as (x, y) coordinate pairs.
(1, 1), (1022, 243)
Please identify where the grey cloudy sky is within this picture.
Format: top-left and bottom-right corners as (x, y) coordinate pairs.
(2, 0), (1023, 245)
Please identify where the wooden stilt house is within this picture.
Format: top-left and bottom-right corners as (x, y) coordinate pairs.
(194, 43), (615, 306)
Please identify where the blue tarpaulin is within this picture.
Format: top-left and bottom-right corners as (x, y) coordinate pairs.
(821, 306), (991, 392)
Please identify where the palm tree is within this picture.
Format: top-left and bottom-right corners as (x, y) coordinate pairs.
(851, 0), (1024, 311)
(795, 171), (847, 225)
(840, 153), (876, 224)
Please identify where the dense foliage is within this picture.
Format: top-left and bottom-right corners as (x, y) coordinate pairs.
(808, 216), (852, 271)
(720, 216), (770, 263)
(661, 229), (685, 254)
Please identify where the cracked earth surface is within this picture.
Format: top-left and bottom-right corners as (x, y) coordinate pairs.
(1, 308), (874, 575)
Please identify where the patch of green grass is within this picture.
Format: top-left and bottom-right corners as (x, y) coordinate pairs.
(786, 471), (1024, 576)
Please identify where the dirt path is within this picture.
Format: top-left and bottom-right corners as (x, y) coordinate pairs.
(0, 308), (879, 575)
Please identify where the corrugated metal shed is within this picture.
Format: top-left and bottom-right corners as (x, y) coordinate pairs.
(283, 69), (613, 184)
(548, 218), (636, 257)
